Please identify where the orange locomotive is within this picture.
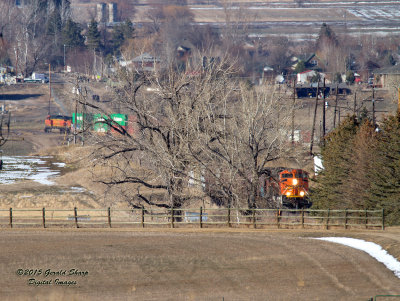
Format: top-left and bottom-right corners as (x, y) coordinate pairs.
(278, 169), (311, 208)
(44, 115), (71, 134)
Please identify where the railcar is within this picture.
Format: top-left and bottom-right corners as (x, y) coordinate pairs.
(278, 169), (311, 208)
(44, 115), (71, 134)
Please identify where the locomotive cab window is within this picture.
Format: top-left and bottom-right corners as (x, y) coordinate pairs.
(281, 173), (292, 178)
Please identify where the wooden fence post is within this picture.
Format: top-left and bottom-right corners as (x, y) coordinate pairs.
(301, 208), (304, 229)
(276, 209), (281, 229)
(9, 208), (12, 228)
(344, 209), (348, 229)
(199, 207), (203, 229)
(74, 207), (79, 228)
(252, 209), (256, 229)
(108, 207), (111, 228)
(170, 207), (174, 229)
(325, 209), (330, 230)
(141, 207), (144, 228)
(227, 207), (231, 227)
(382, 208), (385, 230)
(42, 207), (46, 228)
(365, 209), (368, 229)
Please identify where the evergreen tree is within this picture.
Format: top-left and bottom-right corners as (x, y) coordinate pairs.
(110, 20), (134, 55)
(61, 18), (85, 48)
(333, 72), (342, 83)
(341, 120), (377, 209)
(346, 71), (355, 84)
(86, 19), (102, 50)
(310, 72), (321, 83)
(369, 113), (400, 224)
(47, 10), (62, 35)
(316, 23), (338, 49)
(311, 116), (359, 209)
(294, 60), (305, 74)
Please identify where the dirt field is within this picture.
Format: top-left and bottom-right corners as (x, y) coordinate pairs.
(0, 228), (399, 301)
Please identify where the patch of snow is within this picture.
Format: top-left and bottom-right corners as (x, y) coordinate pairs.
(0, 156), (64, 185)
(314, 155), (324, 175)
(52, 162), (66, 168)
(314, 237), (400, 279)
(70, 187), (86, 193)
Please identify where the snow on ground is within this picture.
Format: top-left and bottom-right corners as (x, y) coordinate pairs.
(0, 156), (64, 185)
(314, 237), (400, 279)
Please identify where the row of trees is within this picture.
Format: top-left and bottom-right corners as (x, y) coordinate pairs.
(85, 58), (294, 210)
(311, 114), (400, 225)
(2, 0), (400, 81)
(0, 0), (134, 75)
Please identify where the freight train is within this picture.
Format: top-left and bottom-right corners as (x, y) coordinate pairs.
(44, 115), (72, 133)
(71, 113), (136, 135)
(45, 113), (136, 135)
(278, 169), (310, 208)
(259, 168), (311, 209)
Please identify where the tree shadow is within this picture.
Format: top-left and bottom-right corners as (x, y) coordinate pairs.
(0, 94), (44, 101)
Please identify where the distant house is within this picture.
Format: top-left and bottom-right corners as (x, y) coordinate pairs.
(132, 53), (160, 72)
(297, 70), (326, 84)
(292, 53), (324, 71)
(375, 64), (400, 88)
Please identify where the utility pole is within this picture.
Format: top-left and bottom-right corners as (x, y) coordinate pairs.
(74, 79), (78, 145)
(14, 47), (18, 79)
(310, 81), (320, 155)
(333, 84), (338, 128)
(291, 79), (296, 145)
(63, 44), (66, 72)
(372, 87), (376, 126)
(48, 63), (51, 115)
(353, 92), (357, 116)
(322, 78), (326, 143)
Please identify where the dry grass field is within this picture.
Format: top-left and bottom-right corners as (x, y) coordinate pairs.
(0, 228), (399, 300)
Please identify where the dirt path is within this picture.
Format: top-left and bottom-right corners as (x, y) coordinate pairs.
(0, 229), (399, 301)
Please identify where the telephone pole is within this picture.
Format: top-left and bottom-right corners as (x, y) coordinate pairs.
(291, 79), (296, 145)
(322, 78), (326, 143)
(48, 63), (51, 115)
(310, 81), (320, 155)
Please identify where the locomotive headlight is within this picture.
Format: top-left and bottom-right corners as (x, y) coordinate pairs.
(286, 192), (291, 196)
(300, 191), (305, 197)
(293, 178), (298, 185)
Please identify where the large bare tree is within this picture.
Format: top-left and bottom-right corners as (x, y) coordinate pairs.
(84, 57), (292, 210)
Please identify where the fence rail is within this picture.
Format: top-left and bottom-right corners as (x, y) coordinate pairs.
(0, 207), (385, 230)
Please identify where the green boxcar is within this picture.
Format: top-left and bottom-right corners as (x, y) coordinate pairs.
(72, 113), (94, 130)
(110, 114), (127, 126)
(73, 113), (128, 133)
(93, 114), (109, 132)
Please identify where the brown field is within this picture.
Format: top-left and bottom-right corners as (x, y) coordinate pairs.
(0, 228), (399, 300)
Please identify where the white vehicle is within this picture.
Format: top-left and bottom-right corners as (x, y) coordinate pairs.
(24, 72), (49, 83)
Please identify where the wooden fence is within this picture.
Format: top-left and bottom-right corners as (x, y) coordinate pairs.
(0, 207), (385, 230)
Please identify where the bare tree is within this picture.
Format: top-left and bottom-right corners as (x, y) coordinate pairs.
(9, 0), (51, 76)
(197, 84), (293, 209)
(84, 57), (235, 209)
(83, 56), (292, 210)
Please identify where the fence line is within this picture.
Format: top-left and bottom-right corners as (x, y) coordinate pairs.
(0, 207), (385, 230)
